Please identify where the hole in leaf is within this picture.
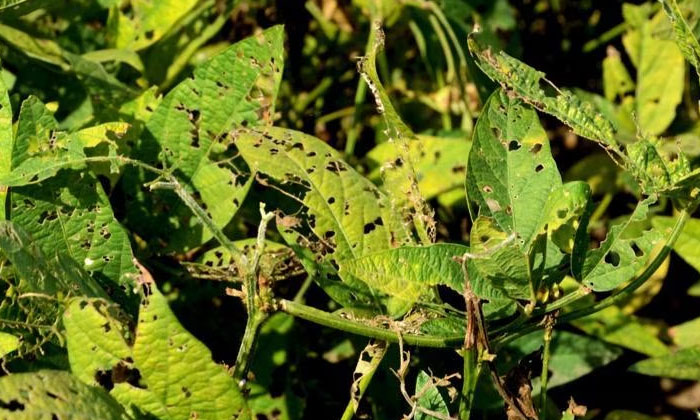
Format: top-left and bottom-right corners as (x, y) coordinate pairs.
(0, 399), (24, 411)
(604, 251), (620, 267)
(535, 164), (545, 172)
(631, 242), (644, 257)
(508, 140), (521, 151)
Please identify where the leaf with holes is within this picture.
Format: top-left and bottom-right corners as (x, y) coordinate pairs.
(365, 134), (471, 201)
(0, 220), (107, 297)
(107, 0), (199, 51)
(415, 370), (450, 420)
(65, 283), (250, 420)
(338, 244), (467, 313)
(629, 346), (700, 380)
(466, 88), (562, 248)
(358, 23), (433, 243)
(573, 196), (663, 291)
(0, 370), (130, 420)
(11, 172), (138, 301)
(467, 30), (618, 148)
(237, 127), (413, 313)
(124, 25), (283, 252)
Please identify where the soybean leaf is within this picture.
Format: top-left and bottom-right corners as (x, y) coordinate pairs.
(602, 46), (635, 102)
(0, 60), (11, 220)
(621, 7), (685, 136)
(467, 29), (619, 149)
(235, 127), (410, 263)
(0, 370), (130, 420)
(573, 196), (663, 291)
(107, 0), (199, 51)
(669, 316), (700, 348)
(124, 25), (283, 252)
(0, 331), (19, 358)
(338, 244), (466, 311)
(573, 306), (669, 357)
(65, 283), (251, 420)
(652, 216), (700, 273)
(466, 89), (562, 246)
(506, 330), (622, 389)
(0, 221), (107, 297)
(358, 22), (433, 243)
(0, 0), (52, 15)
(415, 370), (450, 420)
(236, 126), (411, 313)
(365, 134), (471, 200)
(629, 346), (700, 380)
(11, 172), (138, 300)
(660, 0), (700, 79)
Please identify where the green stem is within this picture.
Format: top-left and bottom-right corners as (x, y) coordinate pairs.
(232, 311), (266, 381)
(539, 320), (554, 420)
(458, 347), (482, 419)
(278, 299), (463, 348)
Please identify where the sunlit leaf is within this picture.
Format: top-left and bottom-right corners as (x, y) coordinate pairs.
(0, 370), (129, 420)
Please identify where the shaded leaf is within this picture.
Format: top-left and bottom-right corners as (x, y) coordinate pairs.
(415, 370), (450, 420)
(630, 346), (700, 380)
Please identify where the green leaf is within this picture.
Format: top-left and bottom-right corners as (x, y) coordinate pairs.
(0, 60), (11, 220)
(573, 196), (663, 291)
(0, 370), (130, 420)
(660, 0), (700, 80)
(236, 127), (410, 263)
(0, 331), (19, 358)
(629, 346), (700, 380)
(237, 126), (411, 313)
(0, 221), (107, 297)
(466, 88), (562, 247)
(365, 134), (471, 200)
(358, 23), (433, 243)
(652, 216), (700, 273)
(0, 23), (67, 69)
(669, 316), (700, 348)
(573, 306), (669, 357)
(507, 330), (622, 389)
(621, 10), (685, 136)
(338, 244), (467, 310)
(63, 299), (132, 385)
(468, 216), (531, 300)
(0, 0), (51, 15)
(65, 283), (251, 420)
(126, 25), (284, 251)
(415, 370), (450, 420)
(602, 46), (634, 101)
(11, 172), (138, 299)
(107, 0), (200, 51)
(605, 411), (660, 420)
(467, 30), (618, 148)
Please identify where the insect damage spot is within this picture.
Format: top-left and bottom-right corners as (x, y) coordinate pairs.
(363, 217), (384, 234)
(535, 164), (545, 172)
(529, 143), (542, 154)
(0, 399), (25, 411)
(604, 251), (620, 267)
(508, 140), (521, 151)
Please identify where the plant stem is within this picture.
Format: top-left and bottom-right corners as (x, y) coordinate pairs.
(539, 316), (555, 420)
(458, 346), (482, 419)
(278, 299), (463, 348)
(233, 203), (275, 381)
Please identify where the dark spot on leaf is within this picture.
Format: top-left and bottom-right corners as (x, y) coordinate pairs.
(0, 399), (25, 411)
(530, 143), (542, 154)
(452, 165), (466, 174)
(535, 164), (544, 172)
(605, 251), (620, 267)
(508, 140), (521, 151)
(557, 209), (567, 219)
(182, 387), (192, 398)
(483, 185), (493, 193)
(480, 235), (490, 242)
(327, 197), (335, 204)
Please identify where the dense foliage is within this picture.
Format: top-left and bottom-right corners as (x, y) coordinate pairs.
(1, 1), (700, 419)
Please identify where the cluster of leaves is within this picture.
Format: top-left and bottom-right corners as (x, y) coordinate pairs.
(1, 1), (700, 420)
